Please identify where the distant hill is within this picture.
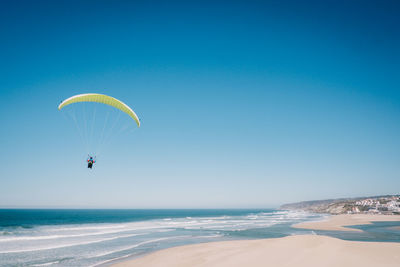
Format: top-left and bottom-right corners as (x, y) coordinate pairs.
(280, 195), (400, 215)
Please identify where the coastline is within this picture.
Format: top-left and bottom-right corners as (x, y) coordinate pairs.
(111, 214), (400, 267)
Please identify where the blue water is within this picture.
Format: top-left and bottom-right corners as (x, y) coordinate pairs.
(0, 209), (276, 227)
(0, 209), (399, 267)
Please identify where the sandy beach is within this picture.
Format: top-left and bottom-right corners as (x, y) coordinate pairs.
(294, 214), (400, 232)
(112, 214), (400, 267)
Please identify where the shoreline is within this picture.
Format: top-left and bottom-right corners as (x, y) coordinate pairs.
(111, 214), (400, 267)
(293, 213), (400, 232)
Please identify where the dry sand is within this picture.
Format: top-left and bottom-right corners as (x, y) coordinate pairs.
(112, 214), (400, 267)
(112, 235), (400, 267)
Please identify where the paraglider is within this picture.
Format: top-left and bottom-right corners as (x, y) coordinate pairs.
(58, 93), (140, 127)
(87, 155), (96, 169)
(58, 93), (140, 168)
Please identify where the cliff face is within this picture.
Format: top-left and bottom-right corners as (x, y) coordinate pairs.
(281, 195), (400, 215)
(281, 199), (352, 214)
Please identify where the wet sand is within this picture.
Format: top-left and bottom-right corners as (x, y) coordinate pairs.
(293, 214), (400, 232)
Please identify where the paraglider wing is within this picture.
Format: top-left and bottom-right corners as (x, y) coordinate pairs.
(58, 93), (140, 127)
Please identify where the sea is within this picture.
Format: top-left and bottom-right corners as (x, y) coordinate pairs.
(0, 209), (399, 267)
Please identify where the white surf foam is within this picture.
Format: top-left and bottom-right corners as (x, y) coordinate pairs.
(0, 227), (148, 243)
(0, 233), (145, 254)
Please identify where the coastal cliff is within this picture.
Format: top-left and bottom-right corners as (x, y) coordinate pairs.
(281, 195), (400, 215)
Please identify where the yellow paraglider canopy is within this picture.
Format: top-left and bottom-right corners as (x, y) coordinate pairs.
(58, 93), (140, 127)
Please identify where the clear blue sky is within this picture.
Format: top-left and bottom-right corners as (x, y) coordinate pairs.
(0, 0), (399, 208)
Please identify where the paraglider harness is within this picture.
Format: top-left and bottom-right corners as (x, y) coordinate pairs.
(87, 155), (96, 169)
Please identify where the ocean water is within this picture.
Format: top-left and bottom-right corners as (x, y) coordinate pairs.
(0, 209), (324, 266)
(0, 209), (399, 267)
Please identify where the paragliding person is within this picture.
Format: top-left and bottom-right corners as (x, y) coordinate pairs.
(58, 93), (140, 168)
(87, 156), (96, 169)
